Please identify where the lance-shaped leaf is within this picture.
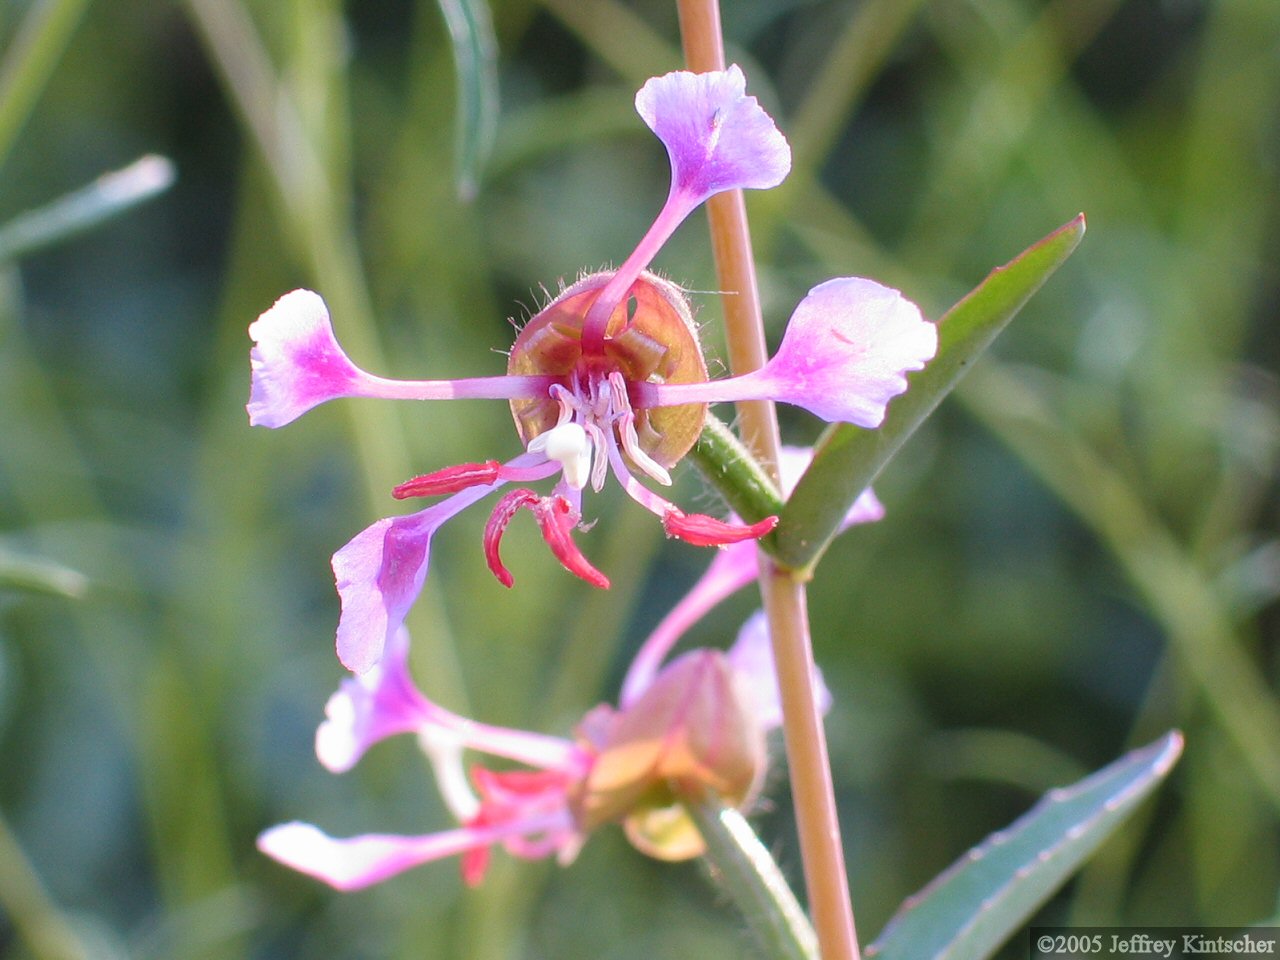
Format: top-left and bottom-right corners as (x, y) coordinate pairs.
(866, 730), (1183, 960)
(774, 214), (1086, 574)
(0, 542), (87, 598)
(436, 0), (498, 201)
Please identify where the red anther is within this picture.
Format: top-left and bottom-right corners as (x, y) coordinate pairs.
(393, 460), (502, 499)
(534, 497), (611, 590)
(662, 509), (779, 547)
(483, 489), (541, 587)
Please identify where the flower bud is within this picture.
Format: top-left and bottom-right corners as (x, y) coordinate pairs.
(571, 649), (766, 860)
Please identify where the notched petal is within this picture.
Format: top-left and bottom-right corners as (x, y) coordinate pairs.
(248, 289), (363, 427)
(762, 277), (937, 427)
(636, 64), (791, 204)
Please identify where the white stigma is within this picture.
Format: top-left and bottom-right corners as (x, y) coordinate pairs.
(529, 421), (593, 490)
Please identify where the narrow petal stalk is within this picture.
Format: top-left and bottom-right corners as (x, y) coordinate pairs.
(580, 66), (790, 354)
(248, 289), (554, 428)
(637, 277), (937, 428)
(257, 815), (571, 892)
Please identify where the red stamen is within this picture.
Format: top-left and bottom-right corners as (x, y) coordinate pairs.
(393, 460), (502, 499)
(483, 489), (541, 587)
(535, 497), (611, 590)
(662, 509), (779, 547)
(459, 814), (493, 888)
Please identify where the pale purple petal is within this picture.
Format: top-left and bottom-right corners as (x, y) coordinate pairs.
(636, 65), (790, 207)
(248, 290), (556, 427)
(760, 278), (936, 427)
(726, 610), (832, 732)
(332, 471), (527, 675)
(332, 510), (441, 675)
(248, 290), (366, 427)
(642, 278), (936, 427)
(258, 815), (569, 891)
(316, 628), (433, 772)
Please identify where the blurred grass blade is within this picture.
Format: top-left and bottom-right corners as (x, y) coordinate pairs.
(0, 155), (175, 262)
(436, 0), (498, 201)
(774, 214), (1086, 574)
(0, 541), (88, 597)
(690, 799), (820, 960)
(867, 731), (1183, 960)
(0, 0), (92, 175)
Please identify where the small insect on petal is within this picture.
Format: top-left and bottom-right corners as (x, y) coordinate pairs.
(393, 461), (502, 499)
(662, 509), (778, 547)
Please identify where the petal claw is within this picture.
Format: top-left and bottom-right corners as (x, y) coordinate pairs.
(662, 509), (778, 547)
(394, 461), (502, 499)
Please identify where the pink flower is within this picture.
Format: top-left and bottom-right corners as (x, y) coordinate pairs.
(249, 66), (935, 673)
(258, 584), (829, 889)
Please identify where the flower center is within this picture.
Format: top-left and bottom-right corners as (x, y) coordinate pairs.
(506, 271), (709, 473)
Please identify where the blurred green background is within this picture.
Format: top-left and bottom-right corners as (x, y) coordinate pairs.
(0, 0), (1277, 957)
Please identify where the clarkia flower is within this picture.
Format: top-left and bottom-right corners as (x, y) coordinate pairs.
(259, 604), (823, 889)
(249, 65), (936, 673)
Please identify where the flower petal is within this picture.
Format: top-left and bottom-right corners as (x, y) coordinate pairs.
(636, 65), (790, 207)
(257, 816), (567, 891)
(248, 290), (366, 427)
(726, 609), (832, 732)
(761, 278), (937, 427)
(315, 628), (433, 772)
(332, 511), (439, 674)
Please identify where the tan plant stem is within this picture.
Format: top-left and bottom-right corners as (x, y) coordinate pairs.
(675, 3), (861, 958)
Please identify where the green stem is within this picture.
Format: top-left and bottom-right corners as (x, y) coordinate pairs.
(691, 798), (820, 960)
(675, 4), (862, 958)
(689, 415), (784, 528)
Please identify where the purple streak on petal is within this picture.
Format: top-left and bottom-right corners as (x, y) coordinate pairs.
(333, 453), (558, 674)
(580, 66), (789, 354)
(257, 812), (572, 891)
(726, 609), (832, 732)
(640, 278), (937, 427)
(637, 64), (790, 206)
(248, 289), (556, 427)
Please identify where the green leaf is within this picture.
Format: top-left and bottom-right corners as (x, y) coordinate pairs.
(436, 0), (499, 201)
(0, 542), (88, 598)
(866, 731), (1183, 960)
(0, 155), (175, 262)
(773, 214), (1086, 574)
